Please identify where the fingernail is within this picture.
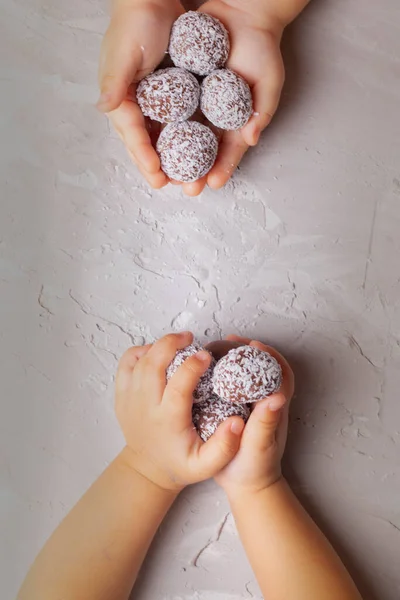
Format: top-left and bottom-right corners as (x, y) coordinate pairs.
(253, 129), (261, 145)
(231, 419), (244, 435)
(196, 350), (210, 363)
(267, 396), (285, 411)
(179, 331), (192, 338)
(96, 91), (112, 110)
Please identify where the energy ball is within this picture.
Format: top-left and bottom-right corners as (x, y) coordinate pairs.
(212, 345), (282, 403)
(167, 342), (216, 404)
(201, 69), (253, 130)
(156, 121), (218, 183)
(192, 395), (250, 441)
(136, 68), (200, 124)
(169, 11), (230, 76)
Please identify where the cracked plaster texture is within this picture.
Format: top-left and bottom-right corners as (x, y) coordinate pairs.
(1, 0), (400, 599)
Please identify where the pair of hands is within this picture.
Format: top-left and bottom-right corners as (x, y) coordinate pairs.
(115, 331), (294, 497)
(98, 0), (285, 196)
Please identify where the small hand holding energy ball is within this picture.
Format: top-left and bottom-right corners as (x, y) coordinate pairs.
(173, 339), (283, 443)
(213, 335), (294, 495)
(116, 332), (244, 491)
(97, 0), (185, 190)
(197, 0), (286, 193)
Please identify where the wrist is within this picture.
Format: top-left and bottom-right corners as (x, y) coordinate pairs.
(224, 473), (285, 505)
(118, 446), (182, 499)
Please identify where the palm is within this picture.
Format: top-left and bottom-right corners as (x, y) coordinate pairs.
(100, 1), (185, 189)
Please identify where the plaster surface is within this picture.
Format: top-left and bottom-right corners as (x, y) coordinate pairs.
(1, 0), (400, 599)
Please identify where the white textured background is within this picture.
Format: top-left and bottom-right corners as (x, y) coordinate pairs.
(1, 0), (400, 599)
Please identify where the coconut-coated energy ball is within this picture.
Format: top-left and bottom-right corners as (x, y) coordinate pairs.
(169, 11), (230, 76)
(212, 345), (282, 403)
(192, 395), (250, 441)
(136, 68), (200, 124)
(167, 342), (216, 404)
(156, 121), (218, 183)
(201, 69), (253, 131)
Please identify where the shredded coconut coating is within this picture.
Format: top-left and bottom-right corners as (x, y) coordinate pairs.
(201, 69), (253, 131)
(169, 11), (230, 76)
(212, 346), (282, 403)
(192, 395), (250, 441)
(156, 121), (218, 183)
(167, 342), (216, 404)
(137, 68), (200, 124)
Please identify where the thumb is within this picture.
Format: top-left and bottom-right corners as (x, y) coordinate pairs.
(97, 24), (143, 113)
(196, 417), (244, 478)
(243, 393), (286, 451)
(241, 60), (285, 146)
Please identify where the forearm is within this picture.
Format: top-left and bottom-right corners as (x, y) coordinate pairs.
(18, 448), (177, 600)
(229, 479), (362, 600)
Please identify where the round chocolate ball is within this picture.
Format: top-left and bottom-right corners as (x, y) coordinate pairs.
(192, 395), (250, 441)
(201, 69), (253, 131)
(212, 345), (282, 403)
(167, 341), (216, 404)
(156, 121), (218, 182)
(137, 68), (200, 124)
(169, 11), (230, 76)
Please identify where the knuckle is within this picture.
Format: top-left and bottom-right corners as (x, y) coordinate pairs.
(119, 347), (135, 368)
(162, 333), (180, 347)
(165, 378), (183, 397)
(218, 438), (236, 459)
(183, 355), (203, 374)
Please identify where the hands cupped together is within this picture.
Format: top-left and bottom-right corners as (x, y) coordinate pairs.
(98, 0), (285, 195)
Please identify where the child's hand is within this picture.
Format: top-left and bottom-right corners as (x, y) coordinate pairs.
(98, 0), (184, 189)
(189, 0), (285, 195)
(215, 336), (294, 496)
(115, 332), (245, 492)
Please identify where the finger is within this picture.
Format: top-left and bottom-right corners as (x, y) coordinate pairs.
(143, 332), (194, 372)
(207, 133), (248, 190)
(135, 332), (194, 403)
(276, 401), (290, 451)
(241, 61), (285, 146)
(225, 334), (252, 344)
(116, 344), (152, 394)
(163, 351), (211, 423)
(118, 344), (152, 372)
(194, 417), (244, 478)
(182, 176), (208, 197)
(127, 149), (169, 189)
(98, 20), (143, 113)
(109, 100), (161, 175)
(242, 395), (285, 451)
